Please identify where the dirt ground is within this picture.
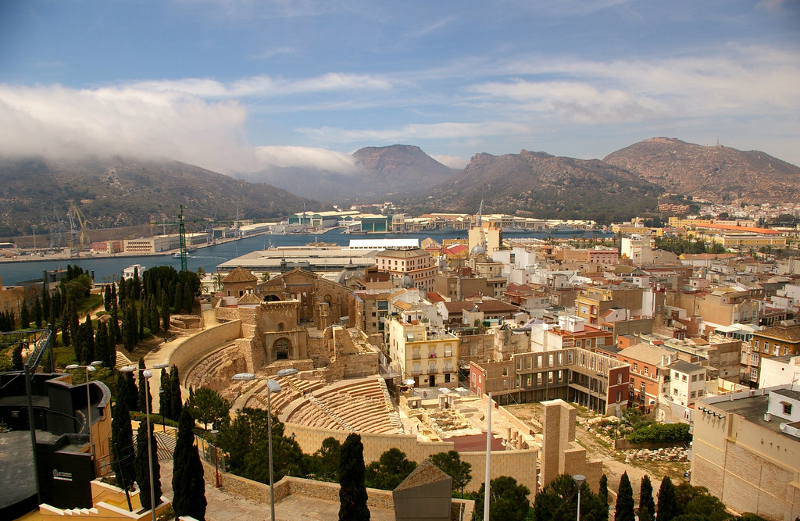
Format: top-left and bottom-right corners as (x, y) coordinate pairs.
(506, 403), (690, 502)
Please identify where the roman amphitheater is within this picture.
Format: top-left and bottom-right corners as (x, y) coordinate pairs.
(152, 267), (600, 494)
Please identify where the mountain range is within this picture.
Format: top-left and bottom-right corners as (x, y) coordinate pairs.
(1, 138), (798, 238)
(0, 156), (312, 238)
(237, 145), (456, 202)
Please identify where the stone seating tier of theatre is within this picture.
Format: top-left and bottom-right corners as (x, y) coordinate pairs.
(271, 376), (403, 435)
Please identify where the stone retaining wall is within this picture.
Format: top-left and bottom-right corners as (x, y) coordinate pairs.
(167, 320), (242, 384)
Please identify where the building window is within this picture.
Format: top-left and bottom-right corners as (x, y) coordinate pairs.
(633, 363), (638, 372)
(445, 373), (451, 383)
(644, 366), (649, 375)
(682, 375), (687, 382)
(691, 374), (697, 382)
(674, 388), (678, 395)
(784, 403), (793, 415)
(690, 391), (696, 398)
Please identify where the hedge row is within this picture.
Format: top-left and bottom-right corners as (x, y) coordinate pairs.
(627, 422), (692, 444)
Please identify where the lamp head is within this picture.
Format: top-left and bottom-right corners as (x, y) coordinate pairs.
(119, 365), (137, 373)
(573, 474), (585, 488)
(277, 368), (299, 377)
(267, 380), (282, 393)
(232, 372), (256, 381)
(142, 370), (153, 379)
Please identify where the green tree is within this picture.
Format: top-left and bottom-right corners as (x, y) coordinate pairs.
(104, 285), (112, 312)
(615, 472), (635, 521)
(124, 371), (139, 412)
(169, 366), (182, 420)
(472, 476), (530, 521)
(312, 437), (342, 482)
(110, 389), (136, 492)
(339, 433), (369, 521)
(217, 407), (307, 482)
(12, 343), (24, 370)
(149, 297), (160, 335)
(137, 359), (152, 413)
(160, 290), (170, 334)
(20, 300), (30, 329)
(135, 419), (162, 511)
(597, 474), (608, 521)
(185, 386), (230, 430)
(33, 296), (43, 328)
(365, 448), (417, 490)
(158, 367), (171, 421)
(657, 477), (679, 521)
(429, 450), (472, 497)
(172, 409), (207, 521)
(639, 475), (655, 520)
(531, 474), (606, 521)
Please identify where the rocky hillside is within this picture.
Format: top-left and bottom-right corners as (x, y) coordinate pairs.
(413, 150), (662, 222)
(0, 155), (314, 238)
(603, 137), (800, 204)
(243, 145), (457, 202)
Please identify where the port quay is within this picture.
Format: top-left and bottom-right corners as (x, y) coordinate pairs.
(0, 227), (609, 286)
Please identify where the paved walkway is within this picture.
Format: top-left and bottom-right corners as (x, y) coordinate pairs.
(159, 459), (396, 521)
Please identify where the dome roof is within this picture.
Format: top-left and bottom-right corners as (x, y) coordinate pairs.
(471, 245), (485, 255)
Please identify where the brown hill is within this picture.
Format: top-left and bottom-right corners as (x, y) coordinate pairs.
(603, 137), (800, 204)
(0, 155), (314, 238)
(415, 150), (662, 223)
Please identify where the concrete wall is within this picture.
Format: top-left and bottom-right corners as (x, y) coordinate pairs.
(285, 422), (538, 494)
(692, 395), (800, 521)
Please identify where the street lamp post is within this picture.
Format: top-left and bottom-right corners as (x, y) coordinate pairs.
(232, 368), (298, 521)
(210, 429), (220, 488)
(66, 361), (103, 462)
(121, 362), (168, 521)
(573, 474), (585, 521)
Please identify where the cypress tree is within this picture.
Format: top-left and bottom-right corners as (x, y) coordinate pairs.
(118, 278), (127, 303)
(615, 471), (635, 521)
(598, 473), (610, 520)
(111, 282), (117, 308)
(639, 475), (655, 520)
(135, 420), (161, 511)
(125, 371), (139, 412)
(104, 285), (112, 312)
(138, 359), (152, 413)
(160, 290), (170, 334)
(42, 286), (51, 324)
(173, 281), (183, 311)
(20, 301), (30, 329)
(111, 385), (136, 491)
(182, 282), (194, 313)
(138, 307), (145, 341)
(657, 476), (678, 521)
(172, 409), (207, 520)
(339, 433), (369, 521)
(133, 268), (141, 301)
(83, 314), (95, 363)
(159, 367), (171, 421)
(109, 305), (120, 346)
(169, 366), (182, 420)
(68, 300), (79, 348)
(33, 296), (43, 328)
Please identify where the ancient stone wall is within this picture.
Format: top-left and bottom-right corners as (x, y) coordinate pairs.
(168, 320), (242, 384)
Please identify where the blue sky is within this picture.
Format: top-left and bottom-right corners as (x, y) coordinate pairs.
(1, 0), (799, 176)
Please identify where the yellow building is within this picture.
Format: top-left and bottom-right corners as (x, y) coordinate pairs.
(388, 318), (458, 389)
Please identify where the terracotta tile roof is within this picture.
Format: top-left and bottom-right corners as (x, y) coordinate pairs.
(427, 292), (446, 302)
(756, 324), (800, 342)
(223, 266), (258, 283)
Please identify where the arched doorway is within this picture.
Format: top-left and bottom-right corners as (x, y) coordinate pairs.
(274, 337), (291, 360)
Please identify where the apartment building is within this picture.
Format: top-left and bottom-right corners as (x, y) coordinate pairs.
(469, 347), (629, 415)
(387, 318), (458, 389)
(375, 247), (438, 295)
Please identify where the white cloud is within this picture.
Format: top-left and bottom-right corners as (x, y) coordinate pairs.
(130, 72), (392, 99)
(0, 84), (259, 173)
(297, 121), (532, 143)
(253, 145), (357, 173)
(430, 154), (468, 169)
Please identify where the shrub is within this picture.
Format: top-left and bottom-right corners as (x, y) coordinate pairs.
(628, 422), (691, 444)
